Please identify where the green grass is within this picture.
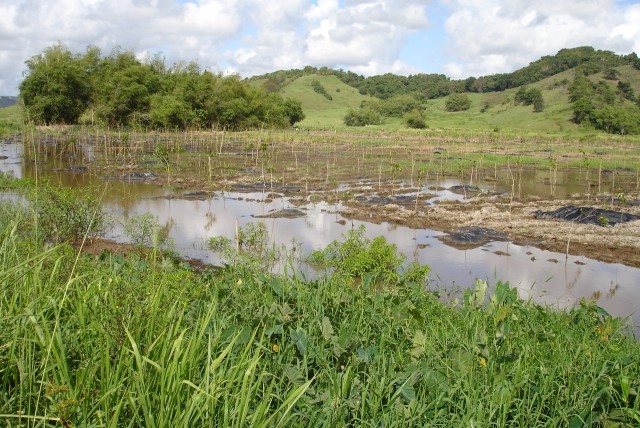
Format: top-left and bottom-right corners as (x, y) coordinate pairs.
(274, 67), (640, 137)
(280, 75), (376, 129)
(0, 104), (22, 137)
(1, 176), (639, 426)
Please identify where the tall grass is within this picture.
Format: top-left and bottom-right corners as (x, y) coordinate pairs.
(0, 181), (639, 426)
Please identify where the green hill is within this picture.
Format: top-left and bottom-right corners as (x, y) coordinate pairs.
(279, 74), (375, 128)
(423, 70), (580, 134)
(269, 62), (640, 135)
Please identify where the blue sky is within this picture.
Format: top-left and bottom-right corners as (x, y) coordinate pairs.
(1, 0), (639, 95)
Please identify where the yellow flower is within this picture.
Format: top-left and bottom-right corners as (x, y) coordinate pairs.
(271, 344), (279, 353)
(479, 357), (487, 368)
(594, 323), (612, 342)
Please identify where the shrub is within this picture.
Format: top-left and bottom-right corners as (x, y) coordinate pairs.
(124, 213), (173, 250)
(404, 109), (427, 129)
(343, 108), (382, 126)
(309, 225), (430, 284)
(444, 93), (471, 112)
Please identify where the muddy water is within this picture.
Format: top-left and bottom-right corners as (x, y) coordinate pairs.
(1, 140), (639, 332)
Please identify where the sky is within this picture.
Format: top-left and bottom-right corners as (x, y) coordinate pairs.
(1, 0), (639, 95)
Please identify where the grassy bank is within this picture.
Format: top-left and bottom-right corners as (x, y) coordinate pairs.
(1, 177), (639, 426)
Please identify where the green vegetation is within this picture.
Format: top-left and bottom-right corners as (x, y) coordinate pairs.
(403, 109), (427, 129)
(343, 107), (383, 126)
(309, 225), (431, 285)
(19, 44), (305, 130)
(514, 86), (545, 112)
(1, 175), (639, 426)
(361, 94), (424, 118)
(445, 93), (472, 112)
(569, 73), (640, 134)
(279, 74), (372, 128)
(0, 175), (104, 243)
(311, 80), (333, 101)
(10, 44), (640, 134)
(251, 47), (637, 99)
(0, 104), (23, 137)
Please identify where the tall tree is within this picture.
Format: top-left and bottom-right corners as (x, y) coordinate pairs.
(20, 43), (90, 124)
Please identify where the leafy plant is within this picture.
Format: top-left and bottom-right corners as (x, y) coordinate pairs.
(343, 108), (382, 126)
(124, 212), (173, 250)
(208, 222), (285, 270)
(311, 80), (333, 101)
(309, 225), (430, 284)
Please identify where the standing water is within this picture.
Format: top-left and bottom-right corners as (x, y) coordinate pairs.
(1, 138), (639, 333)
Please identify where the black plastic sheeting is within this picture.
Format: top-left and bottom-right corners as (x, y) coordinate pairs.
(533, 206), (640, 226)
(438, 226), (508, 249)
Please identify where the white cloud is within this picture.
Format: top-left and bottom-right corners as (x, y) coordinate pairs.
(0, 0), (433, 94)
(442, 0), (640, 78)
(1, 0), (639, 95)
(303, 0), (429, 71)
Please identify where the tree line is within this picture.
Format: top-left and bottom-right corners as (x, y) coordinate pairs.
(19, 44), (305, 129)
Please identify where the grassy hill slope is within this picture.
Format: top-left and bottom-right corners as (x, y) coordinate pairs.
(277, 66), (640, 135)
(424, 70), (579, 134)
(279, 74), (375, 128)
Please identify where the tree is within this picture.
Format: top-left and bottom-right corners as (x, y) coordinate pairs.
(532, 93), (545, 113)
(149, 93), (193, 129)
(283, 99), (305, 126)
(603, 68), (620, 80)
(19, 43), (90, 124)
(19, 43), (305, 130)
(444, 93), (471, 112)
(572, 98), (594, 124)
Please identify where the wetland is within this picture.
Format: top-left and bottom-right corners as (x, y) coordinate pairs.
(2, 127), (639, 330)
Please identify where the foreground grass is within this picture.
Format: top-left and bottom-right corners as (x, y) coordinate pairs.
(1, 181), (639, 426)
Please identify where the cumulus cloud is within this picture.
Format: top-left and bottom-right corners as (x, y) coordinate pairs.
(442, 0), (640, 78)
(303, 0), (429, 73)
(0, 0), (432, 94)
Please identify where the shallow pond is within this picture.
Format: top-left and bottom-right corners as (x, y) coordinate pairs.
(1, 139), (639, 333)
